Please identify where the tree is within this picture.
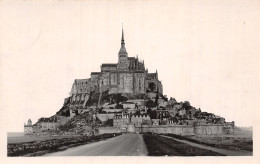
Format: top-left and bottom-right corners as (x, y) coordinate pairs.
(148, 82), (156, 92)
(183, 101), (191, 110)
(169, 97), (177, 104)
(150, 110), (157, 119)
(115, 104), (123, 109)
(155, 93), (159, 107)
(65, 109), (70, 117)
(113, 94), (127, 106)
(172, 117), (179, 123)
(98, 107), (103, 113)
(147, 108), (152, 114)
(135, 110), (141, 115)
(75, 109), (79, 115)
(145, 100), (156, 108)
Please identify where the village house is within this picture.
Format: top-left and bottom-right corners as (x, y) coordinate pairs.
(36, 117), (60, 132)
(131, 114), (142, 126)
(103, 108), (123, 113)
(113, 113), (130, 131)
(122, 102), (136, 109)
(96, 113), (115, 122)
(168, 107), (178, 117)
(178, 108), (187, 116)
(126, 99), (146, 106)
(102, 103), (117, 109)
(24, 117), (60, 135)
(156, 110), (170, 120)
(168, 117), (179, 125)
(131, 114), (150, 126)
(151, 119), (160, 125)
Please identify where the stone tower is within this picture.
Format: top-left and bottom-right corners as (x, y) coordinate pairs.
(27, 119), (32, 126)
(118, 28), (129, 71)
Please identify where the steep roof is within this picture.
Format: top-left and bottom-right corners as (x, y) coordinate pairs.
(132, 113), (150, 117)
(101, 63), (117, 67)
(148, 73), (156, 75)
(128, 57), (135, 60)
(91, 72), (101, 75)
(147, 73), (157, 79)
(38, 117), (58, 123)
(118, 28), (128, 55)
(119, 45), (127, 54)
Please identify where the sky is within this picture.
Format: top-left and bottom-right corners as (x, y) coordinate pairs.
(0, 0), (260, 132)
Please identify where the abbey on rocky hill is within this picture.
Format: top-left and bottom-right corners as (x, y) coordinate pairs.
(69, 28), (163, 104)
(23, 27), (236, 137)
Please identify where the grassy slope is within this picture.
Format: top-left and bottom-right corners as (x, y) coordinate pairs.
(8, 135), (80, 144)
(165, 133), (253, 152)
(142, 134), (224, 156)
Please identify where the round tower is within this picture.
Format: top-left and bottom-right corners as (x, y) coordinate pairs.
(27, 119), (32, 126)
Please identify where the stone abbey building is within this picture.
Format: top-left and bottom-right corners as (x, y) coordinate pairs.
(69, 29), (163, 104)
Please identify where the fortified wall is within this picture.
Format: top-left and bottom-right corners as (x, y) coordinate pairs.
(194, 124), (224, 135)
(98, 127), (122, 134)
(135, 125), (195, 136)
(98, 124), (233, 136)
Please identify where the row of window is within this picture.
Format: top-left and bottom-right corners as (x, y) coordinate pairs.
(40, 125), (57, 128)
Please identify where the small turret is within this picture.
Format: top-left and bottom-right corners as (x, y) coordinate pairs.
(27, 119), (32, 126)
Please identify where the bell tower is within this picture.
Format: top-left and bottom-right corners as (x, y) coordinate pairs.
(118, 26), (129, 71)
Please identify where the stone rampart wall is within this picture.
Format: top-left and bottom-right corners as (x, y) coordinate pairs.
(99, 124), (231, 136)
(135, 125), (195, 136)
(194, 124), (224, 135)
(98, 127), (121, 134)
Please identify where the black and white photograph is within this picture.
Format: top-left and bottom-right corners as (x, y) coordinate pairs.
(0, 0), (259, 163)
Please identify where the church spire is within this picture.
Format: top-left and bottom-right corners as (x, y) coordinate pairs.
(121, 26), (125, 46)
(118, 25), (128, 55)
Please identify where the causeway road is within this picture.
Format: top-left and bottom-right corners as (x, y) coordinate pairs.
(44, 133), (148, 156)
